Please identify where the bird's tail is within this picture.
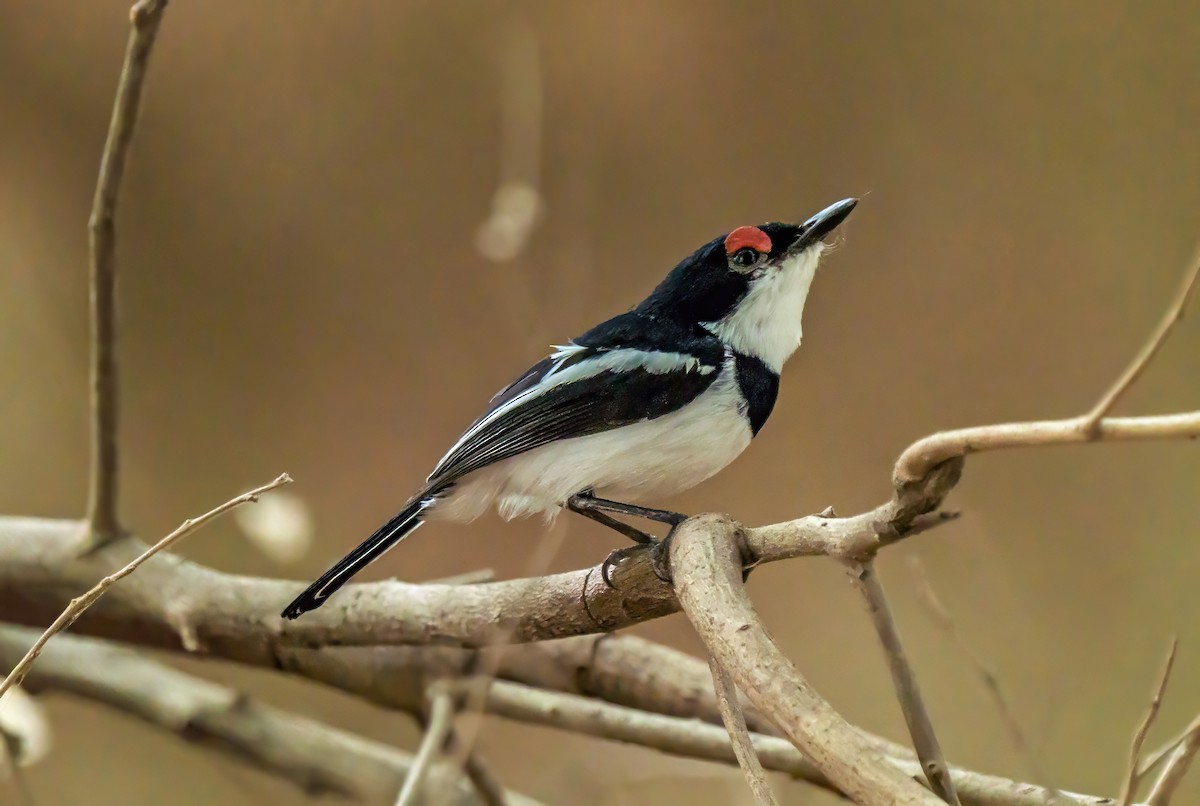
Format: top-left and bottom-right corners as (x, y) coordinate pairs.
(281, 492), (438, 620)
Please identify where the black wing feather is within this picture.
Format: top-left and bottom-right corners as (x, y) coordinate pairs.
(429, 313), (725, 485)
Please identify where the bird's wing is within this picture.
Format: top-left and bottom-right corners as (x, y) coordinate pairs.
(428, 316), (726, 485)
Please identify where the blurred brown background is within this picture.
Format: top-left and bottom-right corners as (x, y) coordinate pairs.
(2, 1), (1199, 803)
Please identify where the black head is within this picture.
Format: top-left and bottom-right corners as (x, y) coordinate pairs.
(636, 198), (858, 325)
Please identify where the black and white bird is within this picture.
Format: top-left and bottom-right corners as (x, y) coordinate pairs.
(281, 197), (858, 619)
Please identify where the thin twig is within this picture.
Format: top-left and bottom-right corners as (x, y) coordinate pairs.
(847, 559), (960, 804)
(396, 687), (456, 806)
(897, 243), (1200, 485)
(1082, 243), (1200, 430)
(908, 558), (1054, 788)
(709, 656), (777, 805)
(1140, 714), (1200, 782)
(425, 569), (497, 586)
(0, 474), (291, 702)
(84, 0), (171, 547)
(462, 752), (508, 806)
(1146, 717), (1200, 805)
(1120, 639), (1178, 805)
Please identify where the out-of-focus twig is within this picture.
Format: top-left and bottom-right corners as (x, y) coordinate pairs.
(397, 686), (456, 806)
(1145, 715), (1200, 805)
(84, 0), (171, 548)
(709, 656), (776, 805)
(1082, 243), (1200, 430)
(847, 559), (960, 804)
(1120, 639), (1178, 805)
(908, 557), (1053, 788)
(475, 19), (543, 264)
(426, 569), (497, 586)
(0, 474), (291, 702)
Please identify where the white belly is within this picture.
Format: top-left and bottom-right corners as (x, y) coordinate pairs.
(431, 363), (752, 522)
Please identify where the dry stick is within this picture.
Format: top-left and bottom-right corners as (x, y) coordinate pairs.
(1146, 716), (1200, 805)
(671, 515), (941, 805)
(907, 557), (1054, 788)
(425, 568), (497, 586)
(1082, 243), (1200, 430)
(0, 474), (291, 703)
(708, 656), (777, 805)
(84, 0), (170, 547)
(1119, 639), (1179, 806)
(481, 666), (1116, 804)
(0, 625), (534, 804)
(897, 245), (1200, 485)
(397, 687), (456, 806)
(1137, 716), (1200, 780)
(847, 559), (960, 805)
(0, 516), (1128, 806)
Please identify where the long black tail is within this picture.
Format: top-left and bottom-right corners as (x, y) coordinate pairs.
(281, 495), (433, 619)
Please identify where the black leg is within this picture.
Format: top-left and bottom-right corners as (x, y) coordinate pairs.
(567, 498), (656, 545)
(567, 490), (688, 526)
(568, 490), (696, 588)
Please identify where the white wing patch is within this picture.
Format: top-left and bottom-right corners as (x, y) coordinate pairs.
(430, 346), (717, 481)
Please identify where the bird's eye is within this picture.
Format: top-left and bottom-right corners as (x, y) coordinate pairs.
(731, 247), (759, 269)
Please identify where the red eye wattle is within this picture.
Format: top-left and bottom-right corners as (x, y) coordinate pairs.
(723, 226), (772, 256)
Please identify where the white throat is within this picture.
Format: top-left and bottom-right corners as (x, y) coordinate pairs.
(702, 245), (824, 372)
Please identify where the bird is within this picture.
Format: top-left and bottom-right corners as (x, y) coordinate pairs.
(281, 197), (858, 619)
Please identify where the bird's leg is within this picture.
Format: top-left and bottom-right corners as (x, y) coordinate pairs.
(567, 490), (688, 526)
(567, 490), (689, 587)
(567, 494), (656, 544)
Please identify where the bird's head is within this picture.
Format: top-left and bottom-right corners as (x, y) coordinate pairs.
(637, 197), (858, 371)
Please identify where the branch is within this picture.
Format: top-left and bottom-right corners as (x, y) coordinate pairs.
(0, 474), (291, 702)
(397, 686), (457, 806)
(669, 514), (940, 804)
(846, 559), (959, 804)
(1146, 715), (1200, 805)
(908, 557), (1053, 786)
(479, 679), (1116, 806)
(84, 0), (170, 547)
(897, 244), (1200, 483)
(0, 517), (1124, 805)
(708, 656), (776, 805)
(1082, 244), (1200, 429)
(1121, 639), (1178, 805)
(0, 625), (537, 805)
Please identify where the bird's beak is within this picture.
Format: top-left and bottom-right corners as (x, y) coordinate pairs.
(791, 197), (858, 251)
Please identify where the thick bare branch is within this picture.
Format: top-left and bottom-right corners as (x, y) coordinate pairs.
(85, 0), (170, 547)
(847, 559), (959, 804)
(0, 475), (291, 702)
(482, 672), (1116, 805)
(0, 625), (537, 804)
(670, 514), (940, 804)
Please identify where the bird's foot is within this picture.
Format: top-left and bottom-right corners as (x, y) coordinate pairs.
(600, 527), (677, 588)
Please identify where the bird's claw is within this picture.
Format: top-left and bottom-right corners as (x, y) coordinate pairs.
(600, 544), (647, 587)
(600, 530), (676, 588)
